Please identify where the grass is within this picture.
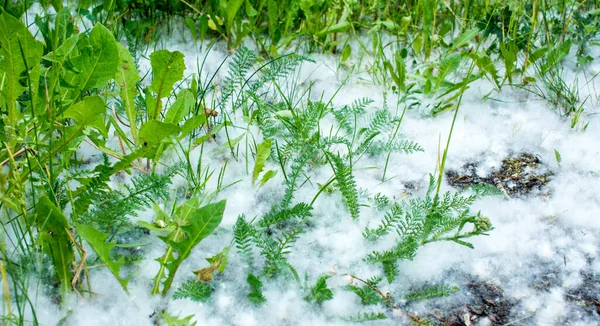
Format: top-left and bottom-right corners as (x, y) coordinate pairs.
(0, 0), (598, 325)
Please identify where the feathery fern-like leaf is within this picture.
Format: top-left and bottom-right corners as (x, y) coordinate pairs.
(173, 280), (212, 302)
(328, 153), (360, 220)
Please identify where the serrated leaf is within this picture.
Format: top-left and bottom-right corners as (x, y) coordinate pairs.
(42, 34), (79, 64)
(306, 275), (334, 304)
(76, 223), (129, 291)
(193, 246), (230, 282)
(252, 139), (272, 184)
(449, 28), (479, 53)
(173, 280), (212, 302)
(70, 23), (118, 91)
(405, 284), (459, 302)
(115, 42), (140, 143)
(206, 246), (230, 273)
(436, 53), (461, 88)
(179, 115), (207, 139)
(150, 50), (185, 99)
(157, 200), (226, 295)
(164, 89), (194, 124)
(0, 9), (44, 129)
(62, 95), (108, 137)
(138, 120), (180, 147)
(247, 273), (266, 305)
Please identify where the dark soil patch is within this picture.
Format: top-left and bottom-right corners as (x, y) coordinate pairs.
(565, 270), (600, 317)
(424, 281), (517, 326)
(446, 153), (553, 197)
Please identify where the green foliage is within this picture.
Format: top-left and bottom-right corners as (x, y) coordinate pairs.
(252, 139), (272, 184)
(160, 312), (197, 326)
(173, 280), (213, 302)
(115, 42), (141, 143)
(258, 203), (312, 229)
(364, 204), (403, 241)
(343, 312), (387, 322)
(256, 228), (302, 279)
(371, 193), (391, 211)
(149, 50), (185, 100)
(404, 284), (460, 303)
(35, 196), (75, 299)
(364, 177), (493, 282)
(233, 215), (255, 266)
(76, 223), (130, 291)
(73, 24), (119, 92)
(153, 200), (226, 296)
(139, 120), (181, 147)
(0, 7), (43, 147)
(306, 275), (334, 304)
(78, 168), (174, 233)
(247, 273), (266, 305)
(327, 153), (360, 220)
(346, 277), (384, 306)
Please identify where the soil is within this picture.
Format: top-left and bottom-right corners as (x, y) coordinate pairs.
(446, 153), (553, 197)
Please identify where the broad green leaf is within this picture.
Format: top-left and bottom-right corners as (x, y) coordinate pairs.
(138, 221), (176, 234)
(174, 197), (202, 224)
(341, 44), (352, 63)
(208, 246), (230, 273)
(70, 23), (118, 91)
(145, 87), (162, 120)
(529, 47), (548, 66)
(185, 17), (197, 41)
(435, 54), (461, 89)
(0, 9), (44, 140)
(267, 0), (279, 42)
(164, 89), (194, 124)
(179, 114), (207, 139)
(259, 170), (278, 187)
(474, 52), (499, 88)
(225, 0), (244, 30)
(138, 120), (180, 147)
(42, 34), (79, 64)
(153, 202), (170, 223)
(554, 149), (562, 166)
(76, 223), (129, 291)
(500, 43), (517, 82)
(317, 21), (351, 36)
(383, 60), (401, 90)
(245, 0), (258, 16)
(157, 200), (226, 295)
(150, 50), (185, 100)
(36, 197), (75, 299)
(224, 133), (245, 151)
(449, 28), (479, 53)
(62, 95), (108, 137)
(115, 43), (140, 143)
(252, 139), (272, 184)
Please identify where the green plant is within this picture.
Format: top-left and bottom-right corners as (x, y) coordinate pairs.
(305, 275), (334, 304)
(247, 273), (266, 305)
(172, 280), (213, 302)
(151, 199), (226, 296)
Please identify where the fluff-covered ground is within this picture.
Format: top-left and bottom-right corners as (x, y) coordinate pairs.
(14, 8), (600, 326)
